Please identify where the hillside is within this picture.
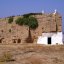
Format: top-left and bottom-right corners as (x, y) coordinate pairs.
(0, 12), (62, 44)
(0, 44), (64, 64)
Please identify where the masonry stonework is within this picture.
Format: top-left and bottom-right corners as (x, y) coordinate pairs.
(0, 12), (62, 44)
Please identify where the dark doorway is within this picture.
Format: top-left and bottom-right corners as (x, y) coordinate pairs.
(17, 39), (21, 43)
(48, 37), (51, 44)
(0, 39), (2, 43)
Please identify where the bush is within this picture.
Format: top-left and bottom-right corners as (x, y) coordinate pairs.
(0, 52), (14, 62)
(15, 17), (24, 25)
(8, 17), (13, 23)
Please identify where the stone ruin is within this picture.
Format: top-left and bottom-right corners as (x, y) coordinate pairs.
(0, 11), (62, 44)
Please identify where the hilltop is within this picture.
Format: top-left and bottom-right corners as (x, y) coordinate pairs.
(0, 12), (62, 44)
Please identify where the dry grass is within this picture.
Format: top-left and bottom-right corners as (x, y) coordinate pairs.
(0, 51), (15, 62)
(0, 44), (64, 64)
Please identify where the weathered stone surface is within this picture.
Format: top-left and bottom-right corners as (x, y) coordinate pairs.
(0, 12), (62, 44)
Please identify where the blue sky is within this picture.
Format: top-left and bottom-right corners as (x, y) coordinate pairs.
(0, 0), (64, 31)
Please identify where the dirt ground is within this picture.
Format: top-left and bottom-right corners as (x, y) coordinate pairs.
(0, 44), (64, 64)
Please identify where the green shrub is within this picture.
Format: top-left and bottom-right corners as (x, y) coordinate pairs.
(8, 17), (13, 23)
(15, 17), (24, 25)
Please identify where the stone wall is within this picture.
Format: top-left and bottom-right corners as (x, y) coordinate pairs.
(0, 12), (62, 44)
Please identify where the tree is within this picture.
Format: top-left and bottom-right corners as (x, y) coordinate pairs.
(15, 14), (38, 43)
(26, 17), (38, 43)
(24, 16), (38, 43)
(8, 16), (13, 23)
(28, 17), (38, 29)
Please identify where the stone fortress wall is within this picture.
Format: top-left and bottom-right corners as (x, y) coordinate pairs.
(0, 12), (62, 44)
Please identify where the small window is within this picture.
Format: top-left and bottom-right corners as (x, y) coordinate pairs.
(0, 39), (2, 43)
(17, 39), (21, 43)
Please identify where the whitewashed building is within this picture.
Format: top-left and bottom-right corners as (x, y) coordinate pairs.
(37, 32), (63, 45)
(37, 10), (63, 45)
